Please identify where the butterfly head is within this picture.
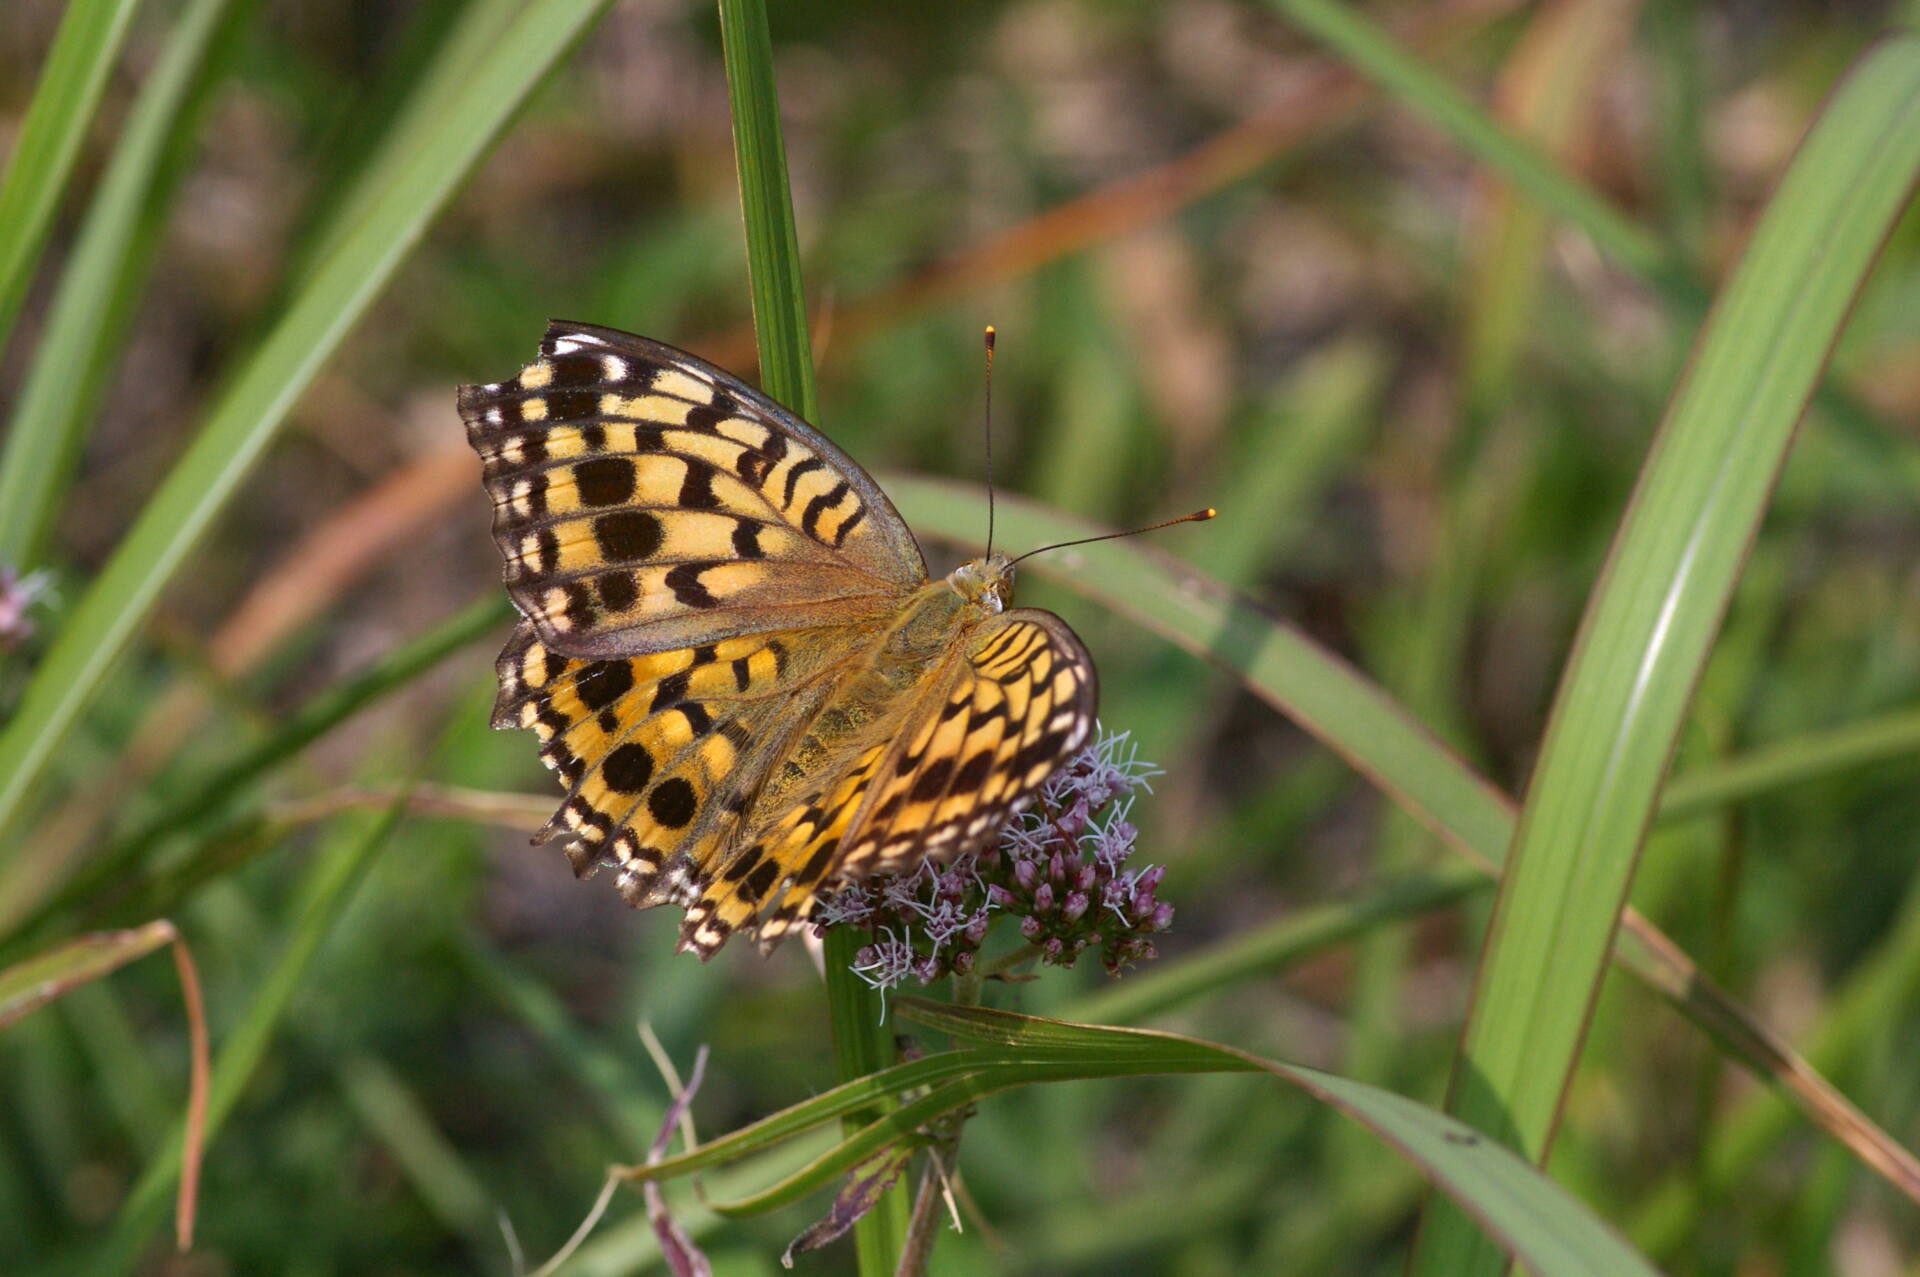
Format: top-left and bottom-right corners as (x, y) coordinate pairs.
(947, 554), (1014, 614)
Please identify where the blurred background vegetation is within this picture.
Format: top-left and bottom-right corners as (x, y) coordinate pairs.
(1, 0), (1918, 1272)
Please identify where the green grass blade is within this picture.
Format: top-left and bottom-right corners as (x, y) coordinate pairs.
(0, 0), (253, 571)
(1416, 39), (1920, 1276)
(714, 0), (903, 1267)
(1059, 865), (1489, 1028)
(1268, 0), (1678, 293)
(0, 0), (145, 355)
(0, 598), (509, 951)
(0, 0), (612, 850)
(335, 1053), (498, 1261)
(1659, 704), (1920, 821)
(288, 0), (529, 281)
(1629, 868), (1920, 1255)
(1460, 0), (1638, 415)
(718, 0), (816, 423)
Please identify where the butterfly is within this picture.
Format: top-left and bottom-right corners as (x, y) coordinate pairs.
(459, 322), (1096, 957)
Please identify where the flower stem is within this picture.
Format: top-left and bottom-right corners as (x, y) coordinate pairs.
(715, 0), (906, 1266)
(976, 943), (1045, 983)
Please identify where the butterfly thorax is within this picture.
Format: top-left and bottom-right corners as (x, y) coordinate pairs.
(841, 557), (1013, 713)
(761, 560), (1011, 809)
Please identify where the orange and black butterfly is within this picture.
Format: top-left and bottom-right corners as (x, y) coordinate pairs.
(460, 323), (1094, 956)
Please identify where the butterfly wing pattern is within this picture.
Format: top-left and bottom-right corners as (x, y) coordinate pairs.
(461, 322), (1096, 956)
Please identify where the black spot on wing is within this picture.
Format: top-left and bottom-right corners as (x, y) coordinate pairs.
(545, 389), (600, 419)
(594, 510), (663, 562)
(909, 758), (955, 802)
(574, 660), (634, 711)
(665, 562), (720, 608)
(952, 751), (995, 792)
(741, 859), (781, 904)
(648, 778), (698, 829)
(603, 742), (654, 793)
(575, 457), (637, 506)
(679, 460), (721, 510)
(597, 571), (638, 612)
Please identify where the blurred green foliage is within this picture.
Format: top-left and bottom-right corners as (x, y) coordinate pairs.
(1, 1), (1918, 1274)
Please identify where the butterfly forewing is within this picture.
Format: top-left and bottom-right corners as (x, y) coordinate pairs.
(459, 322), (925, 659)
(493, 617), (875, 910)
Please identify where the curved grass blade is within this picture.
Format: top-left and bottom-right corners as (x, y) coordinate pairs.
(606, 1001), (1661, 1274)
(887, 475), (1920, 1217)
(0, 0), (612, 849)
(900, 1002), (1663, 1277)
(0, 0), (254, 571)
(91, 790), (412, 1271)
(0, 0), (144, 354)
(0, 920), (211, 1250)
(1416, 38), (1920, 1275)
(0, 920), (174, 1030)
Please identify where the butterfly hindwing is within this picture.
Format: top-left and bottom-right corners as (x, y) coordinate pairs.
(493, 617), (874, 912)
(673, 611), (1095, 956)
(833, 609), (1097, 881)
(459, 323), (926, 659)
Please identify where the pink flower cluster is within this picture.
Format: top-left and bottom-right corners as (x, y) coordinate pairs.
(818, 728), (1172, 996)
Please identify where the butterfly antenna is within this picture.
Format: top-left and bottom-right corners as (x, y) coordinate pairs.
(1006, 508), (1217, 569)
(982, 325), (997, 560)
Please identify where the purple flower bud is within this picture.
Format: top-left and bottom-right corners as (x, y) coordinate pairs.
(1048, 852), (1067, 885)
(1062, 891), (1089, 922)
(1021, 916), (1043, 941)
(987, 884), (1016, 909)
(951, 949), (975, 975)
(1136, 865), (1166, 894)
(963, 912), (991, 944)
(1072, 862), (1097, 893)
(1013, 859), (1038, 891)
(1033, 883), (1055, 913)
(1042, 937), (1065, 963)
(1150, 902), (1174, 931)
